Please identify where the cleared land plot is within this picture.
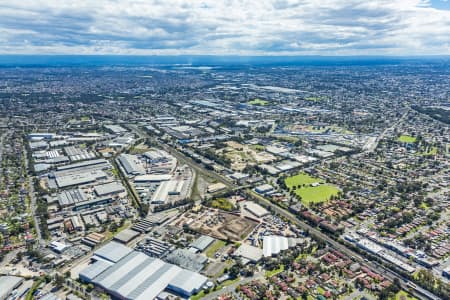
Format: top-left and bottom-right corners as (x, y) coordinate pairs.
(285, 173), (339, 205)
(205, 240), (227, 258)
(398, 135), (417, 143)
(190, 211), (258, 242)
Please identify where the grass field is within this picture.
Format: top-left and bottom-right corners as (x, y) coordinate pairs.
(285, 173), (339, 205)
(248, 98), (269, 106)
(297, 185), (340, 204)
(390, 290), (418, 300)
(205, 240), (226, 258)
(285, 173), (324, 186)
(419, 146), (437, 156)
(398, 135), (417, 143)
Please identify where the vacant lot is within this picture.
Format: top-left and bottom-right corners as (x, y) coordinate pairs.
(190, 210), (258, 242)
(205, 240), (226, 258)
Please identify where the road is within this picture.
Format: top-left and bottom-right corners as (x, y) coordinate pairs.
(202, 271), (264, 300)
(127, 123), (440, 300)
(23, 143), (44, 245)
(364, 108), (410, 153)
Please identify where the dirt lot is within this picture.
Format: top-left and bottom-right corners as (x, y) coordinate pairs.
(186, 209), (259, 241)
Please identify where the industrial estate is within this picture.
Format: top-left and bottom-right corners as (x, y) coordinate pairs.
(0, 58), (449, 300)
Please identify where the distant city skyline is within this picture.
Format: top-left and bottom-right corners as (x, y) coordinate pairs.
(1, 0), (450, 55)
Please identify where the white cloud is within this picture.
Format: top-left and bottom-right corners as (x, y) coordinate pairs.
(0, 0), (449, 55)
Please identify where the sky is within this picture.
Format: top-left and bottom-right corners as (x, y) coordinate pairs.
(0, 0), (450, 56)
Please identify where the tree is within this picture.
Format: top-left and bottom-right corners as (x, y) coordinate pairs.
(54, 274), (65, 287)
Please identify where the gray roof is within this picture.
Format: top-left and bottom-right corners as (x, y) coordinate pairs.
(57, 188), (88, 206)
(56, 158), (110, 171)
(168, 269), (208, 295)
(79, 260), (113, 282)
(165, 248), (208, 272)
(118, 154), (145, 176)
(190, 235), (215, 251)
(55, 170), (107, 188)
(0, 276), (24, 299)
(89, 251), (207, 300)
(235, 243), (263, 262)
(94, 182), (125, 196)
(93, 241), (133, 263)
(39, 293), (61, 300)
(113, 229), (140, 244)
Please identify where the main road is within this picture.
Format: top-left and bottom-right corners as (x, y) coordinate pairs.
(127, 123), (439, 300)
(23, 141), (44, 245)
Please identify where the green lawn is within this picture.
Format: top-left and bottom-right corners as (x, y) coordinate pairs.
(419, 146), (437, 156)
(190, 277), (240, 300)
(285, 173), (324, 187)
(297, 185), (340, 205)
(285, 173), (339, 205)
(390, 290), (418, 300)
(265, 264), (285, 277)
(317, 286), (325, 294)
(398, 135), (417, 143)
(248, 98), (269, 106)
(205, 240), (226, 258)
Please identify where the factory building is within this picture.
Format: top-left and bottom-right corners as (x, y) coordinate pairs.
(92, 241), (133, 263)
(243, 201), (269, 218)
(143, 149), (169, 163)
(57, 188), (88, 207)
(0, 276), (24, 300)
(94, 182), (125, 197)
(117, 154), (146, 177)
(263, 235), (289, 257)
(151, 180), (184, 204)
(80, 250), (208, 299)
(134, 174), (171, 183)
(189, 235), (215, 252)
(54, 170), (107, 188)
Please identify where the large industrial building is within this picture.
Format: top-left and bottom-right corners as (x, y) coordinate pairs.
(117, 154), (146, 177)
(54, 170), (107, 188)
(79, 246), (208, 299)
(94, 182), (126, 197)
(57, 188), (88, 207)
(0, 275), (24, 300)
(150, 180), (184, 204)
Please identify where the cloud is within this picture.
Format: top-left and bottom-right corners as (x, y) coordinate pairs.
(0, 0), (449, 55)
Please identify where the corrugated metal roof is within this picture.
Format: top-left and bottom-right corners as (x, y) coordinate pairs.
(93, 241), (133, 263)
(88, 250), (208, 299)
(263, 235), (289, 257)
(79, 260), (113, 282)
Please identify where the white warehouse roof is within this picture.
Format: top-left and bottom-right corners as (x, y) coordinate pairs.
(263, 235), (289, 257)
(89, 251), (207, 299)
(93, 241), (133, 263)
